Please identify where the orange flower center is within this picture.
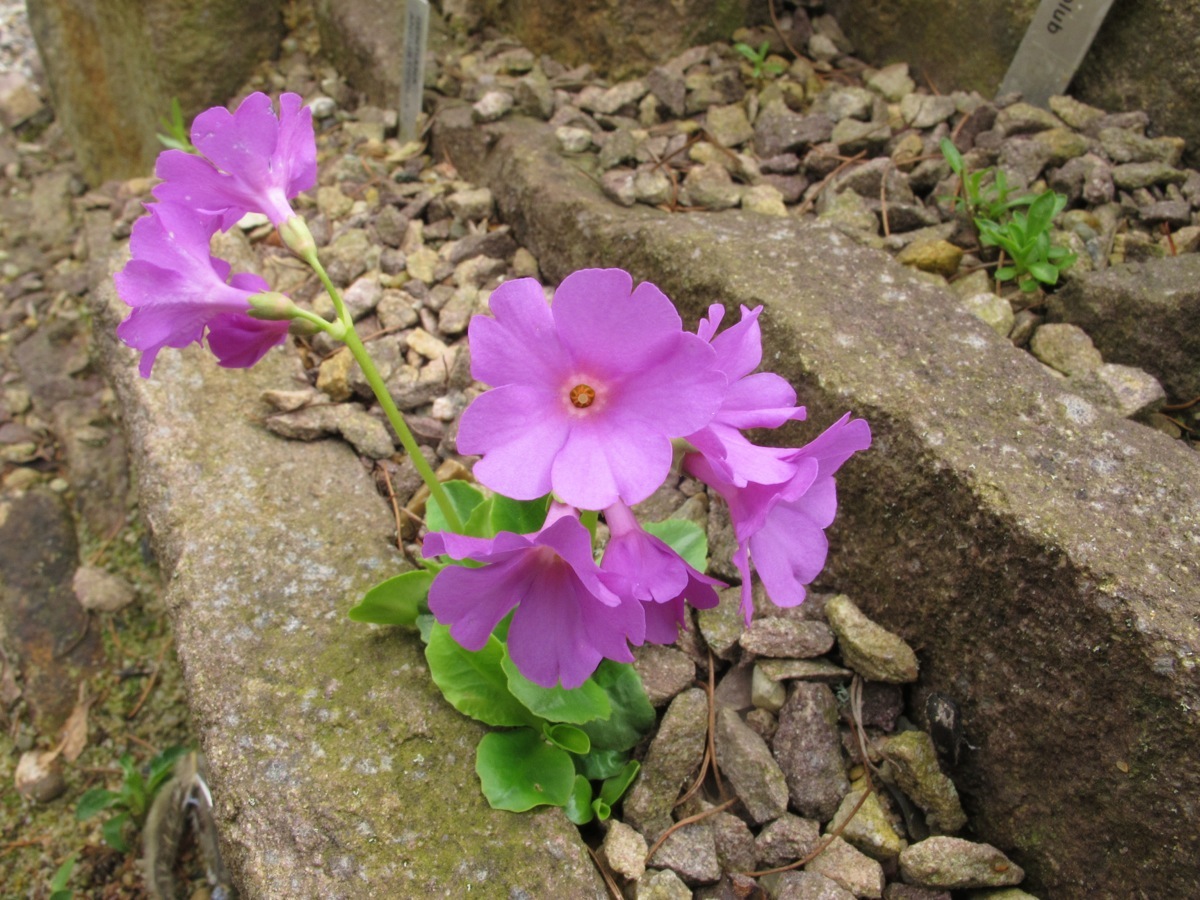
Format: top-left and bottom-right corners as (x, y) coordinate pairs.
(569, 383), (596, 409)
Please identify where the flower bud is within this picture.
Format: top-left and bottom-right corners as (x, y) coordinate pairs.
(246, 291), (300, 321)
(278, 215), (317, 259)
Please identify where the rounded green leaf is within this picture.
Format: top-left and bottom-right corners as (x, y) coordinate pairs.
(426, 624), (539, 727)
(76, 788), (120, 821)
(490, 494), (550, 535)
(643, 519), (708, 572)
(579, 661), (656, 751)
(599, 759), (642, 806)
(591, 797), (612, 821)
(348, 569), (432, 626)
(564, 775), (595, 825)
(544, 722), (591, 756)
(476, 729), (575, 811)
(575, 748), (631, 781)
(501, 654), (611, 724)
(426, 481), (488, 535)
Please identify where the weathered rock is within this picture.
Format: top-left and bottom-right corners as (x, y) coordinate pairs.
(637, 868), (692, 900)
(72, 565), (136, 613)
(714, 706), (789, 824)
(806, 836), (886, 899)
(602, 820), (648, 882)
(827, 1), (1200, 168)
(697, 585), (745, 660)
(755, 813), (820, 867)
(899, 836), (1024, 889)
(751, 666), (786, 712)
(465, 0), (752, 80)
(880, 731), (967, 834)
(633, 644), (697, 707)
(89, 255), (607, 898)
(826, 786), (907, 861)
(1069, 363), (1166, 420)
(1027, 323), (1103, 378)
(648, 821), (721, 885)
(825, 595), (919, 683)
(624, 688), (709, 837)
(711, 811), (757, 873)
(772, 682), (848, 820)
(960, 292), (1014, 338)
(28, 0), (284, 184)
(767, 870), (858, 899)
(741, 618), (835, 659)
(1048, 256), (1200, 400)
(434, 111), (1200, 899)
(894, 239), (962, 279)
(0, 488), (103, 732)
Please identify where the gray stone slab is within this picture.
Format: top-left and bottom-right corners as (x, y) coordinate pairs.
(89, 253), (606, 899)
(432, 109), (1200, 898)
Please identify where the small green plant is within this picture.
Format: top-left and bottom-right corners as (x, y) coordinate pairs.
(48, 853), (77, 900)
(76, 746), (188, 852)
(940, 137), (1076, 292)
(156, 97), (197, 153)
(734, 41), (785, 80)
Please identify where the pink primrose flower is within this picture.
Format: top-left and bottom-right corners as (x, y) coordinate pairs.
(685, 304), (807, 487)
(422, 503), (646, 689)
(153, 92), (317, 228)
(600, 501), (722, 644)
(456, 269), (726, 511)
(114, 202), (290, 377)
(687, 413), (871, 622)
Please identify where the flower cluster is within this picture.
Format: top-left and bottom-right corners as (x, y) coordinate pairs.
(115, 92), (316, 376)
(423, 270), (870, 687)
(111, 92), (870, 694)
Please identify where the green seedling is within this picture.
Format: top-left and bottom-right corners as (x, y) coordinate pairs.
(156, 97), (197, 153)
(976, 190), (1076, 292)
(48, 853), (77, 900)
(76, 746), (189, 852)
(734, 41), (785, 80)
(940, 137), (1075, 292)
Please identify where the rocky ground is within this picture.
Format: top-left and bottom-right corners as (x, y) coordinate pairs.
(2, 0), (1198, 897)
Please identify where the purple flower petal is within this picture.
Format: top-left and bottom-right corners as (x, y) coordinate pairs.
(425, 508), (645, 688)
(113, 202), (287, 376)
(460, 268), (725, 509)
(153, 92), (315, 226)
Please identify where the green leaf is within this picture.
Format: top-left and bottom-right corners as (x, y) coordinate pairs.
(426, 624), (540, 727)
(575, 748), (631, 780)
(501, 654), (611, 724)
(475, 729), (575, 811)
(101, 811), (131, 852)
(426, 481), (488, 535)
(544, 722), (591, 755)
(49, 853), (77, 892)
(416, 613), (436, 643)
(146, 746), (189, 796)
(578, 661), (656, 751)
(564, 775), (595, 825)
(599, 759), (641, 806)
(994, 266), (1018, 282)
(643, 519), (708, 571)
(1028, 261), (1059, 285)
(938, 137), (963, 174)
(733, 42), (758, 63)
(592, 797), (612, 821)
(348, 569), (433, 626)
(490, 494), (550, 535)
(76, 788), (121, 821)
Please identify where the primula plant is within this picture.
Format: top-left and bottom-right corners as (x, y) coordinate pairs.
(940, 137), (1076, 293)
(113, 93), (871, 816)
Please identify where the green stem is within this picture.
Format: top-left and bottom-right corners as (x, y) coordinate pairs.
(303, 250), (464, 535)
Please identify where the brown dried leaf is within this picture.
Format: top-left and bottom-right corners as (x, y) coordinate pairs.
(58, 681), (93, 762)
